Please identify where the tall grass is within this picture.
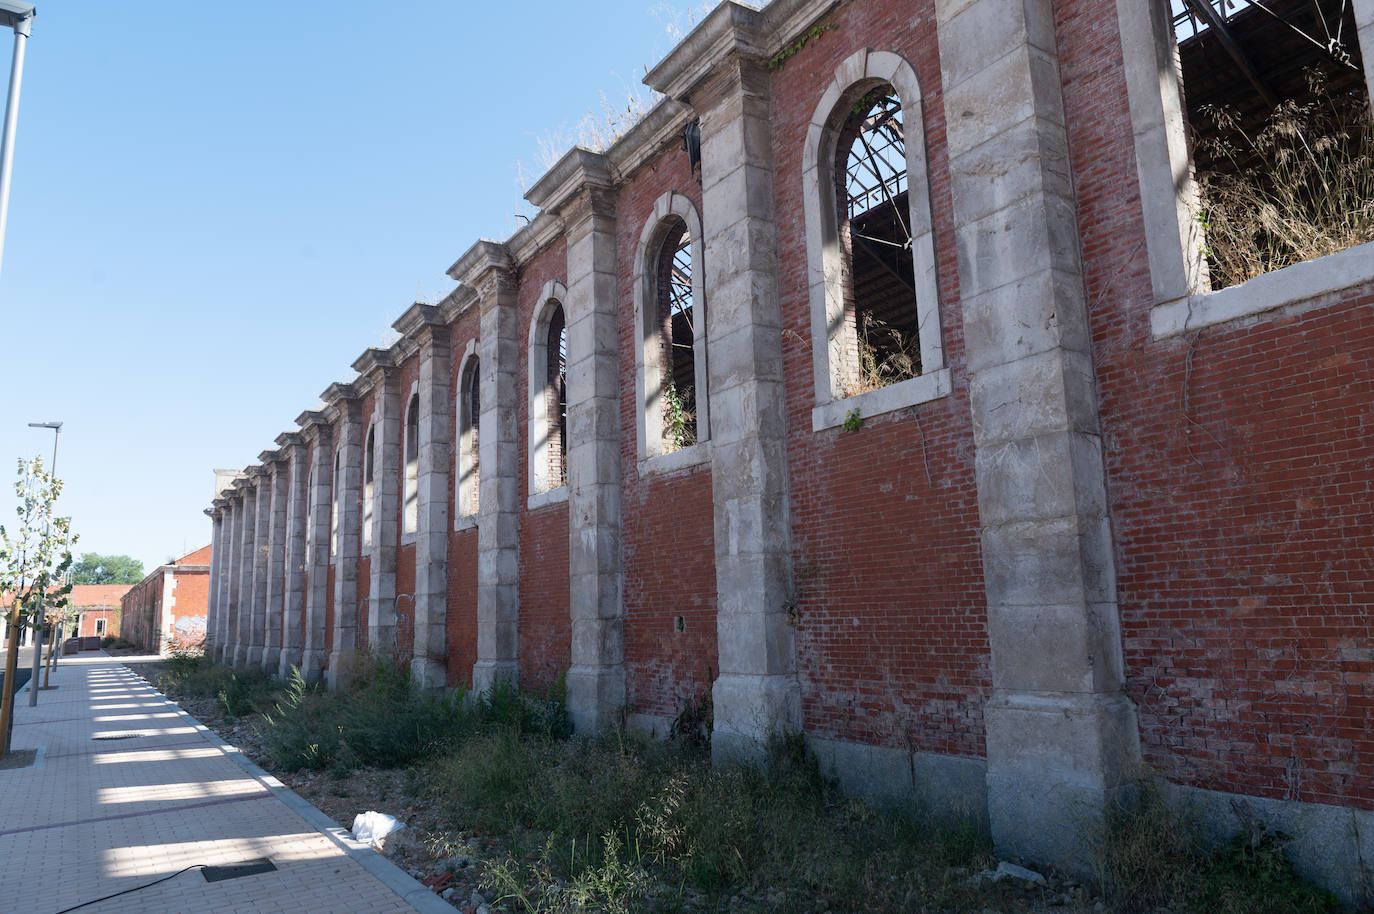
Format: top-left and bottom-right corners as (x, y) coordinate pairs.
(1098, 774), (1340, 914)
(1197, 73), (1374, 289)
(431, 730), (993, 913)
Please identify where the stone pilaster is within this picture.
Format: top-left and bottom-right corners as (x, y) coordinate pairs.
(247, 467), (270, 669)
(206, 505), (224, 661)
(354, 349), (401, 658)
(528, 152), (625, 731)
(324, 384), (363, 691)
(277, 434), (309, 677)
(262, 451), (289, 674)
(452, 242), (521, 693)
(299, 413), (333, 682)
(934, 0), (1136, 870)
(233, 482), (257, 668)
(220, 496), (239, 664)
(649, 14), (799, 762)
(397, 309), (452, 690)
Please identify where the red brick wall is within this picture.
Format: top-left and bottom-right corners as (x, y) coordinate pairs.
(515, 240), (572, 690)
(615, 145), (719, 721)
(357, 553), (372, 653)
(397, 353), (421, 662)
(446, 313), (482, 687)
(168, 569), (209, 650)
(447, 529), (478, 688)
(769, 0), (990, 758)
(1056, 1), (1374, 810)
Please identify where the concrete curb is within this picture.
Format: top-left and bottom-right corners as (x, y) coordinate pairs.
(123, 662), (457, 914)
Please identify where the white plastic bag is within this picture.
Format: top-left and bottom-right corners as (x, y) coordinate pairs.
(351, 810), (404, 846)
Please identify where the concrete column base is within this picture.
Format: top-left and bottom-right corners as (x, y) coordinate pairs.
(410, 657), (447, 694)
(985, 691), (1140, 873)
(260, 648), (281, 676)
(566, 664), (626, 734)
(710, 672), (802, 766)
(245, 647), (264, 669)
(300, 649), (326, 683)
(277, 651), (301, 680)
(472, 659), (518, 696)
(231, 646), (249, 669)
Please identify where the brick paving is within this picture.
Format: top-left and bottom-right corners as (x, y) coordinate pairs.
(0, 653), (449, 913)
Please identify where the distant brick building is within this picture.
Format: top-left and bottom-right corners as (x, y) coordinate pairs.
(70, 585), (130, 640)
(202, 0), (1374, 898)
(120, 546), (212, 653)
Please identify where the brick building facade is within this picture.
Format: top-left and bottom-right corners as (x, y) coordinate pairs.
(120, 546), (212, 654)
(203, 0), (1374, 895)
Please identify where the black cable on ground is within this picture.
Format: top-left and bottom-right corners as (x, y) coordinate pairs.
(53, 864), (207, 913)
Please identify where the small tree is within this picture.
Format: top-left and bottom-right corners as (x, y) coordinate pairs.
(0, 458), (74, 757)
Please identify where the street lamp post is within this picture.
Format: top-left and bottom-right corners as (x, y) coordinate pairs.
(0, 1), (34, 279)
(26, 419), (58, 706)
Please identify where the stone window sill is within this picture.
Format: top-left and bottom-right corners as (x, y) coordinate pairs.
(811, 367), (952, 432)
(527, 485), (568, 512)
(639, 441), (709, 479)
(454, 513), (477, 533)
(1150, 241), (1374, 340)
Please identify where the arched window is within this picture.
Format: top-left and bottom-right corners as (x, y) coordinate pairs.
(403, 393), (419, 536)
(634, 192), (709, 463)
(330, 449), (341, 561)
(362, 424), (375, 550)
(528, 282), (569, 496)
(304, 464), (315, 566)
(457, 351), (480, 518)
(803, 50), (946, 427)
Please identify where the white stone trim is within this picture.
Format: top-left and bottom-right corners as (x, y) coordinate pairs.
(638, 440), (710, 478)
(527, 279), (569, 496)
(811, 366), (951, 431)
(800, 47), (946, 421)
(402, 381), (420, 543)
(1151, 240), (1374, 339)
(361, 419), (376, 553)
(329, 445), (341, 565)
(1119, 0), (1374, 326)
(454, 338), (480, 525)
(526, 483), (568, 512)
(633, 191), (711, 463)
(454, 512), (477, 533)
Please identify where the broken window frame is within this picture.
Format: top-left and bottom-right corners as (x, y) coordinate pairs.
(527, 282), (571, 502)
(402, 392), (420, 539)
(634, 191), (710, 470)
(1119, 0), (1374, 338)
(801, 49), (949, 433)
(455, 343), (481, 522)
(362, 423), (375, 551)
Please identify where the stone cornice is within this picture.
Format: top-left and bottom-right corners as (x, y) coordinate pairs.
(606, 96), (694, 183)
(274, 430), (304, 449)
(392, 303), (443, 340)
(352, 346), (397, 378)
(437, 284), (479, 324)
(447, 239), (513, 286)
(257, 449), (282, 466)
(244, 464), (268, 481)
(212, 496), (230, 510)
(525, 147), (614, 215)
(644, 1), (766, 102)
(295, 409), (328, 431)
(506, 211), (564, 268)
(319, 382), (359, 407)
(757, 0), (845, 55)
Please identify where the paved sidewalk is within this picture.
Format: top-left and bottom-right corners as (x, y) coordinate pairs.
(0, 653), (452, 913)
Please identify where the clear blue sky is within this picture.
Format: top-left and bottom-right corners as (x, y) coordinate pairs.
(0, 0), (712, 575)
